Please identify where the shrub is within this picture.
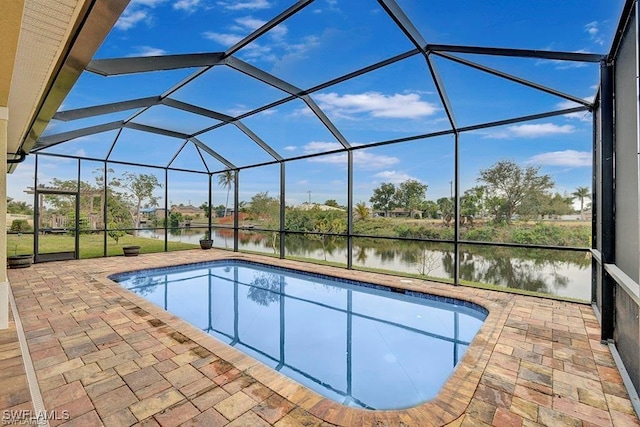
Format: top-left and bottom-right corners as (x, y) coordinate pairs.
(464, 226), (497, 242)
(10, 219), (31, 232)
(107, 222), (126, 244)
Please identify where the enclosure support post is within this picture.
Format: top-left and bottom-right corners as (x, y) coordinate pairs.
(591, 107), (598, 304)
(453, 132), (460, 286)
(164, 169), (169, 252)
(279, 162), (285, 259)
(347, 150), (353, 269)
(600, 61), (616, 341)
(208, 173), (212, 237)
(33, 154), (39, 260)
(102, 162), (108, 257)
(233, 170), (239, 252)
(75, 160), (80, 259)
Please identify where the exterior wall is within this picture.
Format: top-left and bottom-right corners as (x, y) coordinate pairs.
(607, 3), (640, 397)
(1, 0), (25, 329)
(614, 9), (640, 284)
(0, 114), (6, 329)
(1, 114), (7, 283)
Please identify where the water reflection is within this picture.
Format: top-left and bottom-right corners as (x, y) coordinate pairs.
(114, 261), (486, 410)
(134, 228), (591, 301)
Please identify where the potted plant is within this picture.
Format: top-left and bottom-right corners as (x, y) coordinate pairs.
(7, 232), (33, 269)
(107, 222), (140, 257)
(122, 245), (141, 257)
(199, 230), (213, 249)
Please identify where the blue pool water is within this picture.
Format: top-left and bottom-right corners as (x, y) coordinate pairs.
(110, 260), (487, 410)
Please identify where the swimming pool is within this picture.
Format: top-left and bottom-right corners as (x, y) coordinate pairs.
(111, 260), (487, 410)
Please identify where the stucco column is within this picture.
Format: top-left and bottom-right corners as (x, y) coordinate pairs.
(0, 0), (25, 329)
(0, 108), (8, 329)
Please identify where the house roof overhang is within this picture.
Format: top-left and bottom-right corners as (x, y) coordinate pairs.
(6, 0), (129, 172)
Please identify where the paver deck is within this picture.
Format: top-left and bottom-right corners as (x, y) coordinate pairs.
(3, 249), (639, 426)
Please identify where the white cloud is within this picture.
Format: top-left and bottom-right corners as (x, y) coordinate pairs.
(528, 150), (591, 167)
(116, 0), (170, 31)
(314, 92), (439, 119)
(7, 166), (35, 203)
(285, 35), (319, 54)
(226, 105), (251, 116)
(203, 32), (244, 46)
(235, 16), (266, 30)
(312, 0), (339, 14)
(556, 98), (594, 122)
(127, 46), (167, 57)
(236, 42), (276, 62)
(373, 170), (418, 184)
(115, 10), (149, 30)
(233, 15), (288, 41)
(303, 141), (342, 154)
(585, 21), (604, 45)
(284, 146), (297, 151)
(303, 142), (399, 169)
(131, 0), (166, 6)
(536, 49), (591, 70)
(173, 0), (202, 12)
(218, 0), (271, 10)
(203, 11), (312, 64)
(486, 123), (575, 139)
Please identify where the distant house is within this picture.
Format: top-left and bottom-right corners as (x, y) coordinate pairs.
(170, 204), (205, 218)
(373, 208), (422, 219)
(140, 205), (207, 226)
(295, 203), (344, 212)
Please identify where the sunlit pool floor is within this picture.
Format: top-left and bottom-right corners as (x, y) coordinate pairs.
(5, 250), (639, 426)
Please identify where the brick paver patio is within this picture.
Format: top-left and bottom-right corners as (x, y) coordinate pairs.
(3, 250), (639, 426)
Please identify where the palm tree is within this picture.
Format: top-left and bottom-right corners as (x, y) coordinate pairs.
(572, 186), (591, 218)
(218, 170), (235, 217)
(354, 202), (370, 221)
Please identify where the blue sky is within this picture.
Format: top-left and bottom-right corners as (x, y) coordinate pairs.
(9, 0), (625, 208)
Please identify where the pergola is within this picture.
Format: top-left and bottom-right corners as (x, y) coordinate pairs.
(3, 0), (640, 404)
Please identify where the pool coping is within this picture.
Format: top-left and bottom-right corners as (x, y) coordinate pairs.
(95, 252), (510, 426)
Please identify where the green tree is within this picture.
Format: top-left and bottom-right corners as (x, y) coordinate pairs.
(539, 193), (574, 219)
(218, 170), (235, 217)
(395, 179), (428, 218)
(460, 186), (486, 218)
(437, 197), (453, 220)
(478, 160), (554, 223)
(354, 202), (370, 221)
(169, 211), (183, 228)
(92, 168), (132, 230)
(249, 192), (280, 253)
(420, 200), (439, 219)
(107, 222), (126, 244)
(114, 172), (162, 228)
(369, 183), (397, 217)
(324, 199), (339, 208)
(7, 200), (33, 215)
(572, 186), (591, 217)
(199, 202), (210, 218)
(312, 214), (347, 261)
(249, 192), (280, 224)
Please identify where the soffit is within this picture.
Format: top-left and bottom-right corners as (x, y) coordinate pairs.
(0, 0), (24, 107)
(7, 0), (88, 155)
(7, 0), (128, 166)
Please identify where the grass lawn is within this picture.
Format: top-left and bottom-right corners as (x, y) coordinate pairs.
(7, 233), (198, 259)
